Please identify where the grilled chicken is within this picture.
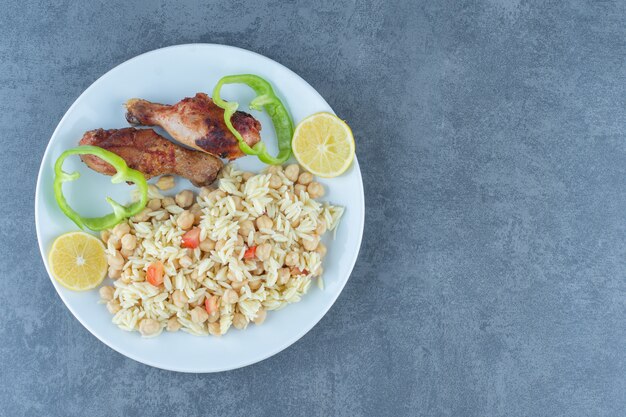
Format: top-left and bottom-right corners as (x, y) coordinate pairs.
(125, 93), (262, 160)
(79, 127), (223, 187)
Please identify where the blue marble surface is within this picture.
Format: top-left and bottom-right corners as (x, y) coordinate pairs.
(1, 1), (625, 416)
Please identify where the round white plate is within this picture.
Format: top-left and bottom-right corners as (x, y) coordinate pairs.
(35, 44), (364, 372)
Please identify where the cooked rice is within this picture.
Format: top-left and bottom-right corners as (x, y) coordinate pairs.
(101, 164), (343, 337)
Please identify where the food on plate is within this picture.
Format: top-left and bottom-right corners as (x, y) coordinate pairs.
(212, 74), (294, 165)
(98, 164), (343, 337)
(48, 232), (107, 291)
(79, 127), (223, 187)
(125, 93), (261, 160)
(47, 71), (356, 343)
(54, 146), (149, 231)
(291, 112), (355, 178)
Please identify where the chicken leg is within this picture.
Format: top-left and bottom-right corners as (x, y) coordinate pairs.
(125, 93), (261, 160)
(79, 127), (223, 187)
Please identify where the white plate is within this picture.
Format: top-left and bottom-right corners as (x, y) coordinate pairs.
(35, 44), (364, 372)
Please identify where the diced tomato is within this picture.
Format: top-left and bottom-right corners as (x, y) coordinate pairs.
(243, 246), (257, 260)
(146, 262), (164, 286)
(181, 228), (201, 248)
(205, 295), (218, 315)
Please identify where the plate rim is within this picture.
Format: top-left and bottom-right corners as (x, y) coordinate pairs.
(35, 43), (364, 372)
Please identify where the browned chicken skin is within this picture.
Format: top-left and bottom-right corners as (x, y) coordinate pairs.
(125, 93), (261, 160)
(79, 127), (223, 187)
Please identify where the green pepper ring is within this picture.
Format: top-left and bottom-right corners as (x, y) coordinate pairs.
(53, 146), (149, 231)
(212, 74), (294, 165)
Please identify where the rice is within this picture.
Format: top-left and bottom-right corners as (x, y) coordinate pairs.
(101, 164), (343, 337)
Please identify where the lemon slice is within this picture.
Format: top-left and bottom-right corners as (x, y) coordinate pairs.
(48, 232), (107, 291)
(292, 112), (355, 177)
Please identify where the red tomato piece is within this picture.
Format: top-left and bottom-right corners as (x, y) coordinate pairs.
(181, 228), (201, 248)
(243, 246), (257, 260)
(146, 261), (164, 286)
(205, 295), (218, 315)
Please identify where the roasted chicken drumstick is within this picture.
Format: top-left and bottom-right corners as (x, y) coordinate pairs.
(79, 127), (223, 187)
(125, 93), (262, 160)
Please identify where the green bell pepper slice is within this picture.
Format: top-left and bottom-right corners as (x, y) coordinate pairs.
(212, 74), (294, 165)
(53, 146), (148, 231)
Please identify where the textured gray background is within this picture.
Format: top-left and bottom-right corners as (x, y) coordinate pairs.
(1, 1), (625, 416)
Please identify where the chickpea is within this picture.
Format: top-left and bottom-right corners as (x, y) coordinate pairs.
(199, 239), (216, 252)
(190, 203), (202, 215)
(307, 182), (325, 199)
(176, 210), (195, 230)
(108, 266), (122, 279)
(190, 306), (209, 323)
(155, 175), (175, 190)
(100, 230), (111, 244)
(161, 197), (176, 208)
(249, 279), (262, 291)
(139, 318), (161, 337)
(147, 198), (161, 210)
(285, 251), (299, 267)
(107, 235), (122, 251)
(302, 235), (320, 251)
(223, 289), (239, 304)
(255, 243), (272, 261)
(297, 172), (313, 185)
(256, 215), (273, 231)
(277, 267), (290, 285)
(316, 242), (327, 258)
(112, 222), (130, 239)
(175, 190), (194, 208)
(208, 322), (221, 336)
(267, 165), (282, 174)
(179, 255), (193, 269)
(108, 251), (124, 270)
(131, 208), (151, 222)
(215, 239), (226, 251)
(232, 313), (247, 330)
(172, 289), (188, 307)
(253, 309), (267, 325)
(284, 164), (300, 182)
(147, 184), (161, 199)
(294, 184), (307, 196)
(242, 172), (254, 181)
(269, 174), (282, 189)
(106, 300), (121, 314)
(315, 219), (327, 235)
(199, 186), (214, 199)
(167, 317), (181, 332)
(238, 220), (255, 237)
(99, 286), (115, 301)
(121, 234), (137, 251)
